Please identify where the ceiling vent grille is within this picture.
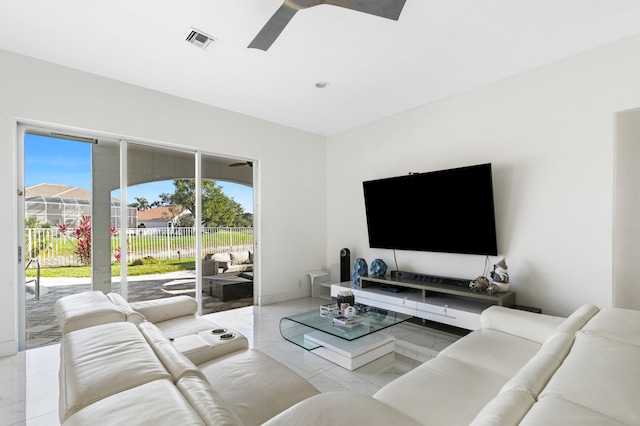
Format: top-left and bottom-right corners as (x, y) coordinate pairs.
(185, 28), (216, 50)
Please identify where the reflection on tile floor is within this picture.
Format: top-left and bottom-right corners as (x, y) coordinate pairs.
(2, 296), (460, 425)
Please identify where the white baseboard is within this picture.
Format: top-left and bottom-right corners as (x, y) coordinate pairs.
(258, 288), (310, 305)
(0, 339), (18, 357)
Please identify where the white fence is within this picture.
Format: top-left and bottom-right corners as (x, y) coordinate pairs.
(25, 227), (254, 267)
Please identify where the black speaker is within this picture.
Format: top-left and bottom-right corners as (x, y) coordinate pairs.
(340, 248), (350, 282)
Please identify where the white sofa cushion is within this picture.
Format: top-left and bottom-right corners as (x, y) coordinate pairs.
(198, 349), (319, 425)
(262, 391), (421, 426)
(63, 379), (206, 426)
(374, 356), (508, 426)
(59, 322), (171, 423)
(538, 332), (640, 425)
(130, 295), (198, 323)
(581, 306), (640, 346)
(211, 252), (231, 262)
(438, 328), (542, 379)
(480, 305), (565, 344)
(519, 396), (624, 426)
(55, 291), (125, 334)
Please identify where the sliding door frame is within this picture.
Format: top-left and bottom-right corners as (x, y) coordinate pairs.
(15, 120), (255, 348)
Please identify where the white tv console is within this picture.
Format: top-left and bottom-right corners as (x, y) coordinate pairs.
(331, 276), (516, 331)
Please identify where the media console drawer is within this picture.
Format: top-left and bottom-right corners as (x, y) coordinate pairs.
(365, 291), (417, 316)
(415, 302), (481, 330)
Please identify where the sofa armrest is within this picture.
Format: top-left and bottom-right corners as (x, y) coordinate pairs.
(546, 304), (599, 339)
(106, 293), (146, 325)
(129, 296), (198, 324)
(202, 259), (218, 276)
(481, 306), (565, 344)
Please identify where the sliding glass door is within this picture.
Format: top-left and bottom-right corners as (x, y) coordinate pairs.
(18, 123), (255, 350)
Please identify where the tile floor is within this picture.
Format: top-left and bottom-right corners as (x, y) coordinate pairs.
(0, 296), (460, 425)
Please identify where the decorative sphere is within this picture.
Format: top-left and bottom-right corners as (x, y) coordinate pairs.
(469, 276), (490, 292)
(369, 259), (388, 278)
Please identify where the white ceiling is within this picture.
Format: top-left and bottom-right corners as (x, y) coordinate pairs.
(2, 1), (640, 136)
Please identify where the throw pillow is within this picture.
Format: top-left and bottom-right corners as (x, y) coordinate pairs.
(230, 251), (250, 265)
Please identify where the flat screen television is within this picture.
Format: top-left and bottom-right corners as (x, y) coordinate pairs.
(363, 163), (498, 256)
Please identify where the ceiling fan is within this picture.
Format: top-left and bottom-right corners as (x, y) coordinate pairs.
(248, 0), (407, 51)
(229, 161), (253, 168)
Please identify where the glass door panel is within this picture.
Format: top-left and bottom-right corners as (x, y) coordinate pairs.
(200, 154), (255, 313)
(22, 132), (96, 349)
(121, 142), (197, 304)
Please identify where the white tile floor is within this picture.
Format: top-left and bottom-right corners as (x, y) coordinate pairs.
(0, 297), (460, 425)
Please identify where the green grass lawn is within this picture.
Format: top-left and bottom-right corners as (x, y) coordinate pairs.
(25, 258), (197, 278)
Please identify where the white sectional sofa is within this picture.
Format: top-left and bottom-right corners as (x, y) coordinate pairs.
(265, 303), (640, 426)
(56, 292), (640, 425)
(55, 292), (319, 425)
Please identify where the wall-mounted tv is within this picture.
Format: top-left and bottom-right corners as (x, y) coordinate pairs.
(363, 163), (498, 256)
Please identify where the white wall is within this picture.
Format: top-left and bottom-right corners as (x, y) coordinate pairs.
(327, 34), (640, 317)
(0, 49), (327, 356)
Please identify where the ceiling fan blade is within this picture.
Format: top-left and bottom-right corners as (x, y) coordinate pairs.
(343, 0), (407, 21)
(248, 3), (298, 50)
(248, 0), (406, 51)
(229, 161), (253, 167)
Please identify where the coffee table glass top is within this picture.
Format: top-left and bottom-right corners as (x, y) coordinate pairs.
(280, 306), (411, 351)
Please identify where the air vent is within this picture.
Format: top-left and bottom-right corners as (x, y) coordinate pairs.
(185, 28), (216, 50)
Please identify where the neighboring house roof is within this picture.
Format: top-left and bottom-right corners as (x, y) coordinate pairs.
(25, 183), (120, 203)
(137, 206), (188, 222)
(26, 183), (92, 200)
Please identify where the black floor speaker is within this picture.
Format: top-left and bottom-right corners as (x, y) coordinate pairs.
(340, 248), (350, 282)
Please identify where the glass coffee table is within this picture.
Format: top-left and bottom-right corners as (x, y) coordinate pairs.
(280, 306), (411, 370)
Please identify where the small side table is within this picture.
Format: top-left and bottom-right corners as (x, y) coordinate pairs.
(308, 270), (330, 300)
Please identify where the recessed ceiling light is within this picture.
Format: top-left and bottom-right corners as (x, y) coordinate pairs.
(315, 81), (329, 89)
(185, 28), (216, 50)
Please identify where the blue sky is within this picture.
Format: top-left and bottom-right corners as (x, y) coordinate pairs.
(24, 134), (253, 213)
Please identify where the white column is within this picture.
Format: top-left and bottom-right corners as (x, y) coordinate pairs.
(91, 140), (120, 294)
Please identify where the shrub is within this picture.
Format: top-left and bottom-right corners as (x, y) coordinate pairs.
(130, 256), (158, 266)
(58, 215), (92, 266)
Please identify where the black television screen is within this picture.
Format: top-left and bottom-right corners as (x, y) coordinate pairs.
(363, 163), (498, 256)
